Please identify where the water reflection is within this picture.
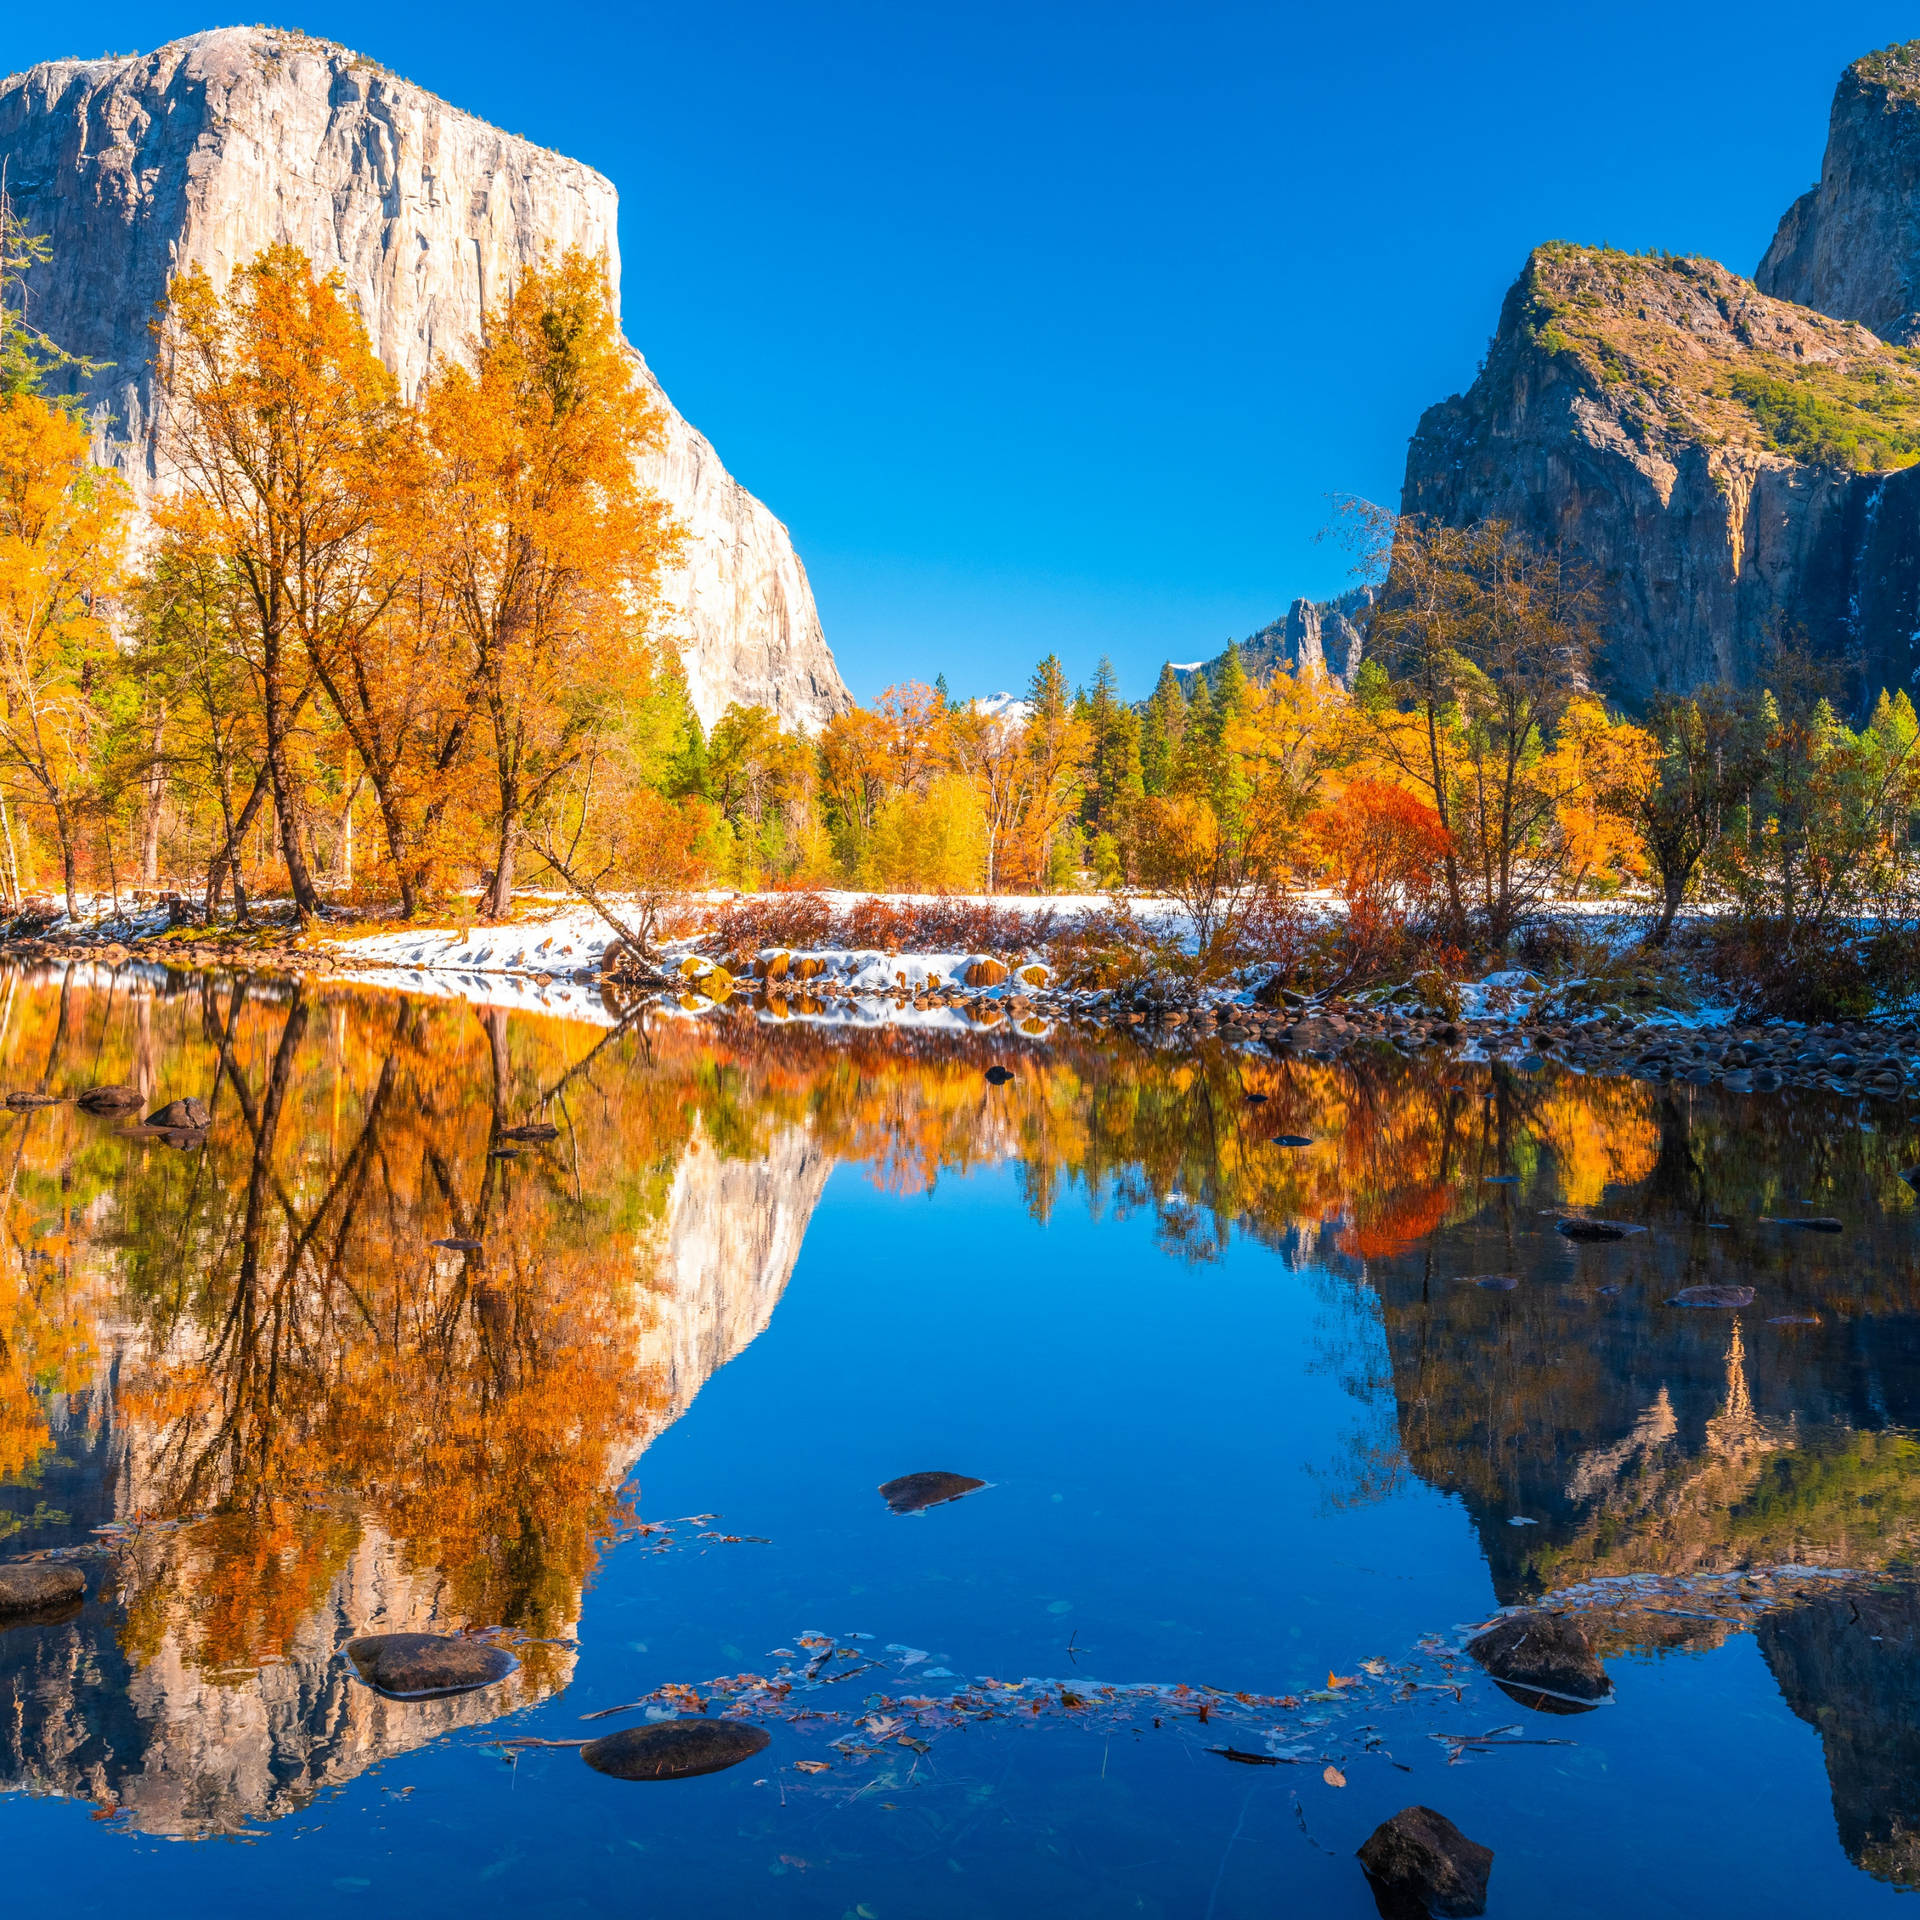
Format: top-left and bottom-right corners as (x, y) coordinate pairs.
(0, 962), (1916, 1882)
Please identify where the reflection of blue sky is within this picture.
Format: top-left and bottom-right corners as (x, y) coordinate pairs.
(3, 1158), (1911, 1914)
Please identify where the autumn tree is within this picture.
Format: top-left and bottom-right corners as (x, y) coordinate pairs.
(0, 393), (129, 914)
(422, 250), (680, 921)
(1362, 510), (1600, 946)
(153, 245), (414, 919)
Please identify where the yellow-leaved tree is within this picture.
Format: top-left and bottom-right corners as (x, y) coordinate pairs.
(422, 251), (682, 921)
(0, 393), (129, 914)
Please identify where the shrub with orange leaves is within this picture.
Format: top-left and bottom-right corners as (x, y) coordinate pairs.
(1310, 778), (1452, 945)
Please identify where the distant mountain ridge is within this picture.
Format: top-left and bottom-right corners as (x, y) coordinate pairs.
(1167, 585), (1377, 698)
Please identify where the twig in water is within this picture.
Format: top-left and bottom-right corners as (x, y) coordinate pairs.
(1204, 1786), (1256, 1920)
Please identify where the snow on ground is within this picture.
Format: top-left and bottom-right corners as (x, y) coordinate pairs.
(332, 906), (616, 977)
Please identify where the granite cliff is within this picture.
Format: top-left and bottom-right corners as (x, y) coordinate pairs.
(1397, 43), (1920, 708)
(1166, 586), (1377, 700)
(1759, 42), (1920, 344)
(1400, 242), (1920, 707)
(0, 25), (852, 731)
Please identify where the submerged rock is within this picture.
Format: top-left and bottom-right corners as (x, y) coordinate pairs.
(879, 1471), (986, 1514)
(345, 1631), (517, 1699)
(580, 1716), (770, 1781)
(1556, 1218), (1638, 1242)
(1669, 1285), (1755, 1308)
(497, 1121), (560, 1142)
(1357, 1805), (1493, 1918)
(77, 1084), (144, 1112)
(1467, 1274), (1519, 1291)
(430, 1237), (483, 1252)
(1272, 1134), (1314, 1148)
(4, 1090), (58, 1108)
(143, 1096), (210, 1131)
(984, 1065), (1014, 1085)
(1775, 1216), (1844, 1233)
(1466, 1610), (1611, 1712)
(0, 1561), (85, 1620)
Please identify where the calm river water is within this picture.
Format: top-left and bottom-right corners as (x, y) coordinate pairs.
(2, 963), (1919, 1916)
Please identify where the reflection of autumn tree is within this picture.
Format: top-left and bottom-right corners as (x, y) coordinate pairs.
(7, 973), (1920, 1680)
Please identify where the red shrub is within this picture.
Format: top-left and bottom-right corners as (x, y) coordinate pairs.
(1311, 780), (1451, 944)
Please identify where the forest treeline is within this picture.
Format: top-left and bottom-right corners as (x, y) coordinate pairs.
(3, 214), (1920, 1011)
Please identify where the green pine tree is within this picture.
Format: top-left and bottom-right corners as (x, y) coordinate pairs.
(1140, 663), (1187, 798)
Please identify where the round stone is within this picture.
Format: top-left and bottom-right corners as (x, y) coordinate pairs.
(581, 1716), (770, 1781)
(345, 1631), (518, 1698)
(0, 1561), (85, 1618)
(879, 1470), (986, 1514)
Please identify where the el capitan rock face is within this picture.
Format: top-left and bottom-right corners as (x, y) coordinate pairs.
(1758, 43), (1920, 344)
(0, 25), (852, 732)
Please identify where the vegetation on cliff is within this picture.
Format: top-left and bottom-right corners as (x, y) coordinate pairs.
(1523, 243), (1920, 471)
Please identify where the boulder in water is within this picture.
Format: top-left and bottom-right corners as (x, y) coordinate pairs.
(143, 1096), (210, 1131)
(984, 1065), (1013, 1085)
(1465, 1609), (1610, 1711)
(1775, 1215), (1844, 1233)
(0, 1560), (85, 1621)
(1357, 1805), (1493, 1918)
(345, 1631), (517, 1698)
(498, 1121), (560, 1142)
(581, 1716), (770, 1780)
(5, 1090), (58, 1108)
(1272, 1134), (1314, 1148)
(1669, 1284), (1755, 1308)
(879, 1471), (986, 1514)
(78, 1084), (144, 1112)
(1556, 1218), (1637, 1242)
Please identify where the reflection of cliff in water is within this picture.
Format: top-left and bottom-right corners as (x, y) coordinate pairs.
(1359, 1081), (1920, 1603)
(1760, 1584), (1920, 1889)
(0, 1092), (831, 1836)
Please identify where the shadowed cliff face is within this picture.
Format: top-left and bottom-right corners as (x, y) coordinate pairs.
(1760, 44), (1920, 346)
(1400, 245), (1920, 711)
(1760, 1585), (1920, 1887)
(0, 25), (852, 732)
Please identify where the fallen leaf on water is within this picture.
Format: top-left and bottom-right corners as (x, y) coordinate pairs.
(1360, 1659), (1388, 1677)
(1326, 1671), (1358, 1690)
(1323, 1765), (1347, 1787)
(793, 1761), (831, 1774)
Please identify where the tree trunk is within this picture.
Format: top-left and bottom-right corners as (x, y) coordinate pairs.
(483, 815), (516, 921)
(262, 645), (321, 918)
(51, 796), (77, 921)
(207, 766), (270, 924)
(140, 698), (166, 885)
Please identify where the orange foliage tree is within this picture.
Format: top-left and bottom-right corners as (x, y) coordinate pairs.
(1310, 777), (1452, 945)
(422, 250), (681, 921)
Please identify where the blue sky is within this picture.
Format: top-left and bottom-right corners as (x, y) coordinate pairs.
(2, 4), (1913, 701)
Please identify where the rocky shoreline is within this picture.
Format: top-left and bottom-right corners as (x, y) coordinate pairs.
(7, 931), (1918, 1099)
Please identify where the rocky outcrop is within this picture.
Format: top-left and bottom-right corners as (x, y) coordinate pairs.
(1758, 43), (1920, 343)
(0, 26), (852, 731)
(1399, 244), (1920, 709)
(1171, 586), (1377, 695)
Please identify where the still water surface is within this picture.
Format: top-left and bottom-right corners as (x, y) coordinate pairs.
(1, 964), (1918, 1915)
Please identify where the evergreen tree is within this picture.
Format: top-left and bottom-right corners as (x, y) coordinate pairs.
(933, 671), (950, 708)
(1083, 656), (1142, 830)
(1212, 640), (1251, 736)
(1176, 669), (1216, 793)
(1140, 663), (1187, 798)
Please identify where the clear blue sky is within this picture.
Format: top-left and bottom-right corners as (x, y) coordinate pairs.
(1, 4), (1911, 701)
